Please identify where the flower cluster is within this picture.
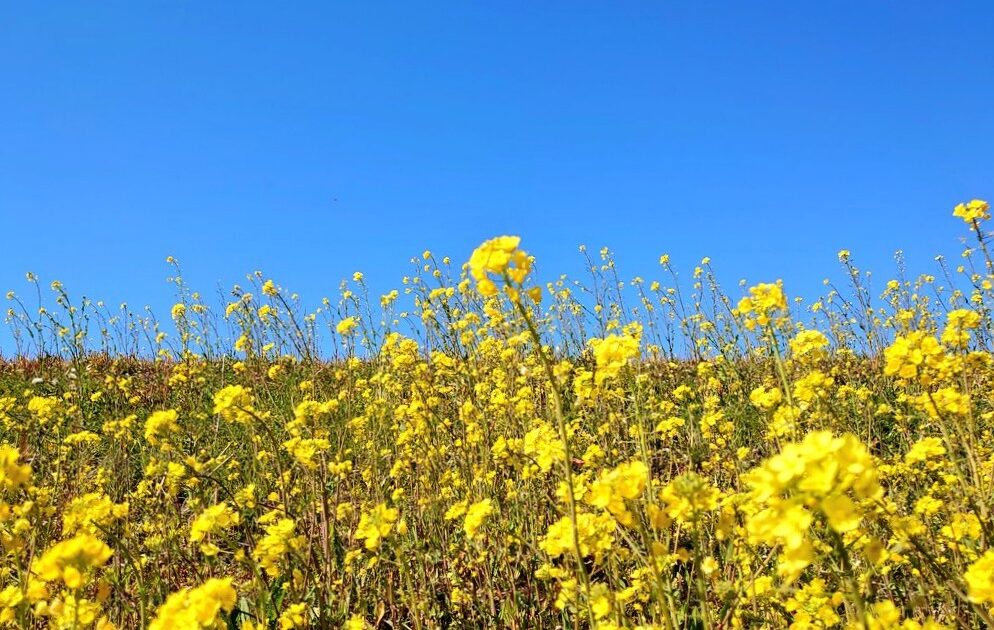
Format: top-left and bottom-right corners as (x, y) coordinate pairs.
(468, 236), (532, 297)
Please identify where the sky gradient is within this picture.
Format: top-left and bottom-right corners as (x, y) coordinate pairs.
(2, 2), (993, 351)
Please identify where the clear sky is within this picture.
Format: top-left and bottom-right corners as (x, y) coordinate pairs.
(2, 2), (993, 348)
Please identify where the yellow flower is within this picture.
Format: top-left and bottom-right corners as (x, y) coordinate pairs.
(660, 472), (720, 524)
(952, 198), (990, 224)
(43, 593), (111, 629)
(539, 512), (615, 561)
(63, 493), (129, 536)
(190, 503), (241, 556)
(283, 437), (331, 470)
(819, 493), (860, 532)
(444, 500), (468, 521)
(586, 460), (648, 526)
(27, 395), (61, 426)
(942, 308), (981, 347)
(0, 585), (23, 618)
(148, 578), (237, 630)
(468, 236), (531, 295)
(737, 282), (787, 327)
(253, 516), (306, 577)
(212, 385), (256, 424)
(463, 499), (494, 539)
(355, 503), (399, 551)
(33, 534), (113, 590)
(589, 334), (640, 383)
(904, 437), (946, 465)
(793, 369), (834, 405)
(743, 431), (880, 580)
(883, 332), (946, 384)
(749, 385), (782, 411)
(337, 316), (358, 335)
(144, 409), (180, 446)
(789, 329), (830, 359)
(0, 444), (31, 491)
(916, 387), (970, 419)
(589, 582), (613, 620)
(965, 550), (994, 607)
(523, 422), (565, 474)
(279, 602), (308, 629)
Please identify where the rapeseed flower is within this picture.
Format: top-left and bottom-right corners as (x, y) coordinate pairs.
(463, 499), (494, 539)
(148, 578), (236, 630)
(355, 503), (399, 551)
(468, 236), (531, 296)
(953, 199), (990, 224)
(965, 551), (994, 607)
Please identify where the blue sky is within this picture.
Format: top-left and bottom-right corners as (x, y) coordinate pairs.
(2, 2), (993, 350)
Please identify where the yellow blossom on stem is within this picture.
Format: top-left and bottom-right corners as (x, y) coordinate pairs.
(148, 578), (236, 630)
(589, 334), (639, 384)
(463, 499), (494, 539)
(355, 503), (399, 551)
(468, 236), (531, 296)
(953, 199), (990, 225)
(965, 551), (994, 607)
(33, 534), (113, 590)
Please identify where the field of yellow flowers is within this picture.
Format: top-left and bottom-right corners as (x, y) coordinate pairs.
(1, 199), (994, 629)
